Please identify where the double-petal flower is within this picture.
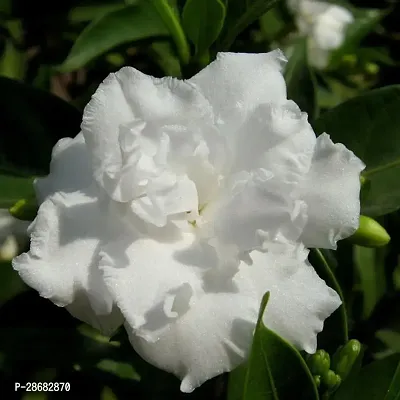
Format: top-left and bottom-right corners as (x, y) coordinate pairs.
(13, 50), (364, 392)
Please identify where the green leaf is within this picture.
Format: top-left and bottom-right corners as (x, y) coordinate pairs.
(0, 175), (35, 209)
(285, 38), (318, 122)
(259, 6), (286, 42)
(353, 246), (386, 320)
(59, 4), (169, 72)
(308, 249), (348, 352)
(230, 292), (319, 400)
(0, 20), (25, 80)
(148, 0), (191, 65)
(68, 4), (127, 23)
(376, 330), (400, 354)
(219, 0), (279, 50)
(329, 8), (385, 68)
(313, 85), (400, 217)
(333, 354), (400, 400)
(182, 0), (226, 56)
(0, 77), (81, 175)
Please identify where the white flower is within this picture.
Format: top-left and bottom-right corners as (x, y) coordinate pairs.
(288, 0), (354, 68)
(0, 209), (29, 261)
(13, 50), (365, 392)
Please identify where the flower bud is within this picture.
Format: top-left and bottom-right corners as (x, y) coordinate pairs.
(307, 350), (330, 376)
(313, 375), (321, 388)
(332, 339), (361, 381)
(349, 216), (390, 248)
(322, 370), (342, 392)
(365, 62), (379, 75)
(9, 198), (37, 221)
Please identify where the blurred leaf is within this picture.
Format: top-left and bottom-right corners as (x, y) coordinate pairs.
(219, 0), (279, 50)
(357, 47), (396, 66)
(0, 77), (81, 175)
(68, 3), (127, 23)
(0, 0), (10, 15)
(259, 6), (286, 42)
(96, 359), (140, 381)
(314, 85), (400, 217)
(0, 175), (34, 209)
(228, 292), (319, 400)
(376, 330), (400, 354)
(317, 77), (359, 109)
(354, 246), (386, 320)
(0, 20), (25, 80)
(333, 354), (400, 400)
(101, 387), (118, 400)
(330, 9), (385, 68)
(308, 249), (348, 352)
(59, 4), (169, 72)
(285, 38), (318, 122)
(150, 41), (182, 77)
(182, 0), (226, 56)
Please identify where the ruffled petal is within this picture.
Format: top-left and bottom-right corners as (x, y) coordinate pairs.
(189, 51), (287, 130)
(127, 292), (258, 393)
(230, 100), (316, 177)
(12, 192), (123, 335)
(236, 242), (341, 353)
(201, 168), (307, 256)
(100, 232), (204, 335)
(297, 133), (365, 249)
(81, 67), (213, 202)
(35, 132), (92, 203)
(100, 231), (261, 392)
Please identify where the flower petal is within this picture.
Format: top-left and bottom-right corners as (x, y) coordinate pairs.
(189, 50), (287, 130)
(35, 132), (92, 203)
(100, 232), (203, 333)
(297, 133), (365, 249)
(127, 292), (258, 393)
(12, 192), (123, 335)
(100, 231), (261, 392)
(201, 168), (307, 256)
(81, 67), (213, 201)
(230, 101), (316, 178)
(236, 242), (341, 353)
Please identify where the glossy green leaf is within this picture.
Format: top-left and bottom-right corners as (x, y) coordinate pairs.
(59, 4), (169, 72)
(285, 38), (318, 122)
(333, 354), (400, 400)
(353, 246), (386, 320)
(308, 249), (348, 352)
(229, 292), (319, 400)
(219, 0), (279, 50)
(147, 0), (190, 65)
(182, 0), (226, 56)
(330, 8), (385, 68)
(314, 85), (400, 217)
(0, 77), (81, 176)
